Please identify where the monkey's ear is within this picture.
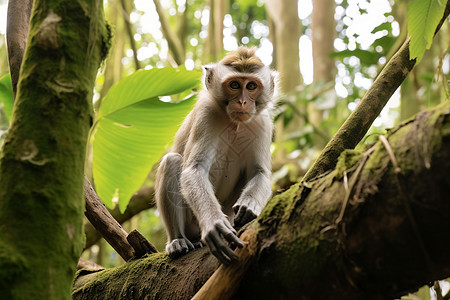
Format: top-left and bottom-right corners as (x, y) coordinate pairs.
(270, 70), (279, 95)
(202, 64), (215, 90)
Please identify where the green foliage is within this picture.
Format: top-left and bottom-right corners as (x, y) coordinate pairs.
(0, 74), (14, 124)
(230, 0), (267, 46)
(235, 0), (259, 11)
(330, 49), (382, 66)
(92, 67), (201, 212)
(407, 0), (447, 63)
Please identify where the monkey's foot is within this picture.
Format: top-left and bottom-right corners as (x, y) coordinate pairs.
(166, 238), (195, 258)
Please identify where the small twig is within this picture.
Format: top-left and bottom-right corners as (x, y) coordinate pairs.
(335, 146), (375, 225)
(379, 135), (401, 174)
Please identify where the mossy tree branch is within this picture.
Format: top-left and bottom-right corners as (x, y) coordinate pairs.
(74, 101), (450, 299)
(0, 0), (110, 298)
(303, 1), (450, 182)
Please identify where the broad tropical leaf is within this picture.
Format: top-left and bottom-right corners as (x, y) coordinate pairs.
(407, 0), (446, 63)
(92, 67), (201, 212)
(0, 74), (14, 123)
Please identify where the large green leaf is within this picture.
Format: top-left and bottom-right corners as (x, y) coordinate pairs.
(92, 67), (201, 212)
(0, 74), (14, 123)
(407, 0), (446, 63)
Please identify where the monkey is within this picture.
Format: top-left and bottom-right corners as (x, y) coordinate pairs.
(155, 47), (277, 265)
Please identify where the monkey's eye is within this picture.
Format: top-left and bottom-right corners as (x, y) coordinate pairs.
(229, 81), (240, 89)
(246, 81), (258, 91)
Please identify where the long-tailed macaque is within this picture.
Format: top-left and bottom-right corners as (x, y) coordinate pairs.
(155, 47), (277, 265)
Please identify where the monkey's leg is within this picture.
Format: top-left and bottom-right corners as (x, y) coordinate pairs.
(155, 153), (201, 257)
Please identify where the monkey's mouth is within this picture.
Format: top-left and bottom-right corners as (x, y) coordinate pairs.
(230, 111), (252, 122)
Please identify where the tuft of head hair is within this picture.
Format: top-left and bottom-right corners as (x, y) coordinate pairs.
(221, 47), (264, 73)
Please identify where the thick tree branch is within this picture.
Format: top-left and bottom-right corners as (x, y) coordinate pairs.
(84, 176), (135, 261)
(84, 177), (156, 260)
(303, 2), (450, 181)
(6, 0), (33, 99)
(73, 102), (450, 299)
(83, 186), (154, 249)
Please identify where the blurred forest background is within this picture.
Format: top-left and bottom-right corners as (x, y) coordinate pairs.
(0, 0), (449, 293)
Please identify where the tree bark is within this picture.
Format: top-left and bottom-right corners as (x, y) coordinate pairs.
(6, 0), (33, 99)
(84, 176), (135, 261)
(83, 185), (154, 249)
(0, 0), (110, 299)
(73, 101), (450, 299)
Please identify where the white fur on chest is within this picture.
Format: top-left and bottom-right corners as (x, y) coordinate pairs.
(209, 118), (265, 203)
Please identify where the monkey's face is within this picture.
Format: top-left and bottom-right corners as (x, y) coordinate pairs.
(222, 76), (263, 123)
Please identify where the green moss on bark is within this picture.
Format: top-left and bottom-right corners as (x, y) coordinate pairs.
(239, 102), (450, 299)
(0, 0), (109, 299)
(73, 250), (220, 300)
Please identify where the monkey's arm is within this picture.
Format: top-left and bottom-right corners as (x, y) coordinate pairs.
(234, 116), (273, 228)
(180, 122), (244, 265)
(233, 166), (271, 228)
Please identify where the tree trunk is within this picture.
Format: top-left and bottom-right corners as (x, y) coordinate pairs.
(73, 101), (450, 299)
(0, 0), (109, 299)
(309, 0), (335, 142)
(266, 0), (301, 93)
(97, 0), (126, 107)
(213, 0), (227, 59)
(266, 0), (303, 165)
(153, 0), (185, 65)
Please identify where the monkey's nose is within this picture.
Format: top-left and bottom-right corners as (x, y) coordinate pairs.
(239, 99), (247, 106)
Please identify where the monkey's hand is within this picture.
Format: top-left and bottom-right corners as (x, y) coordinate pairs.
(202, 218), (244, 265)
(233, 200), (261, 229)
